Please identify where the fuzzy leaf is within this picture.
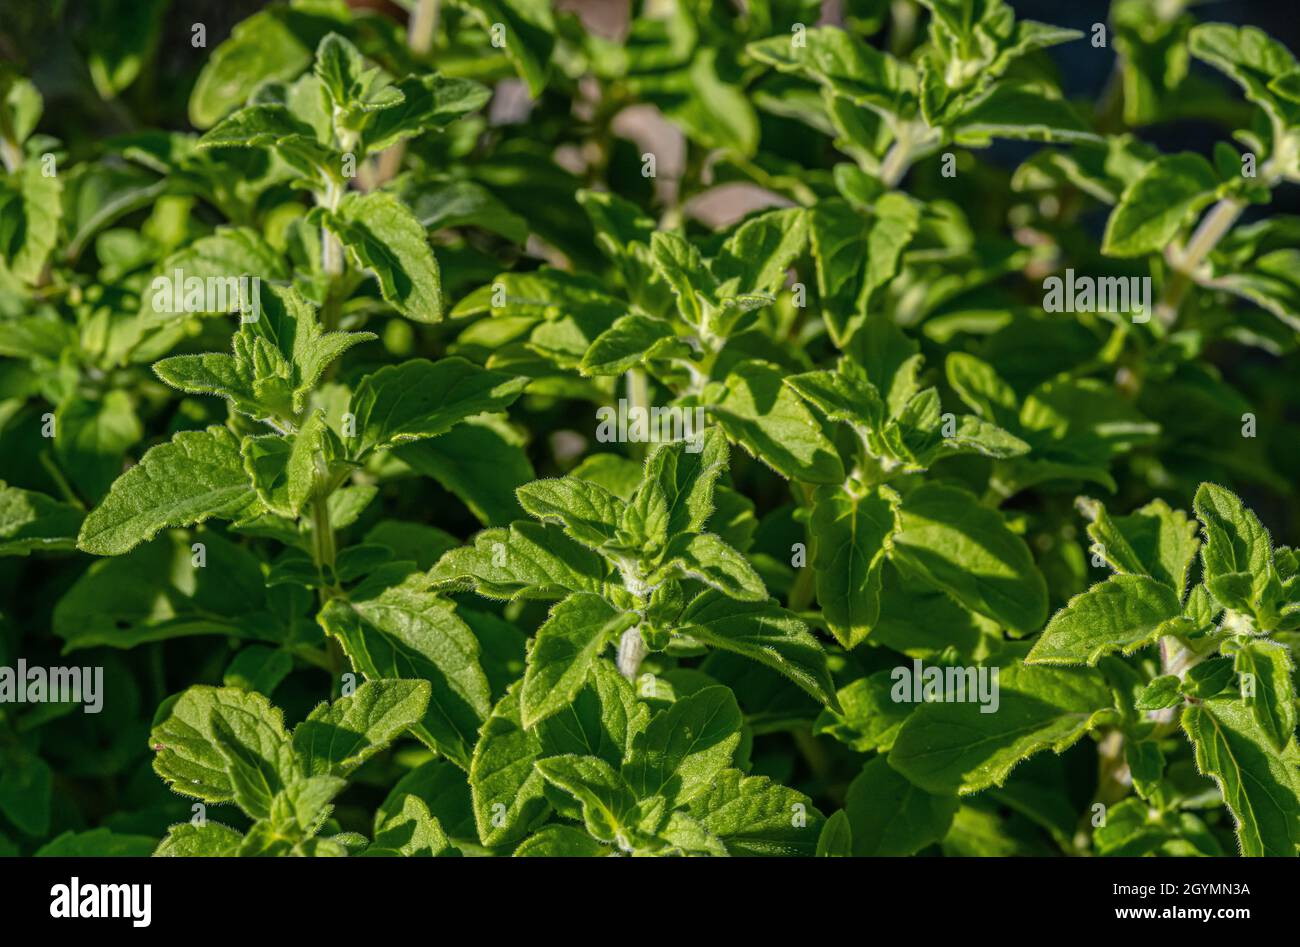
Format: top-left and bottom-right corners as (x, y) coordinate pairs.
(622, 686), (742, 809)
(1026, 575), (1184, 666)
(891, 483), (1048, 635)
(350, 357), (527, 454)
(78, 426), (261, 556)
(520, 595), (636, 728)
(889, 662), (1115, 795)
(318, 568), (492, 769)
(1182, 698), (1300, 857)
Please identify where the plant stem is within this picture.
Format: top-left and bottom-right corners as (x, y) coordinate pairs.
(310, 456), (337, 602)
(879, 138), (912, 189)
(320, 179), (345, 280)
(1155, 196), (1245, 326)
(407, 0), (439, 54)
(626, 367), (649, 458)
(374, 0), (440, 186)
(0, 137), (21, 174)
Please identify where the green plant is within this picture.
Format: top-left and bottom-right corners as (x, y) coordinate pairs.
(3, 0), (1300, 860)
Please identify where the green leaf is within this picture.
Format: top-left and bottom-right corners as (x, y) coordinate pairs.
(155, 822), (245, 856)
(0, 748), (51, 836)
(224, 645), (294, 696)
(150, 686), (289, 806)
(36, 829), (156, 858)
(1026, 575), (1184, 666)
(430, 521), (610, 600)
(746, 26), (915, 118)
(393, 415), (533, 527)
(675, 591), (838, 710)
(0, 482), (83, 556)
(843, 757), (957, 856)
(945, 352), (1020, 431)
(889, 662), (1116, 795)
(187, 8), (329, 128)
(324, 191), (444, 322)
(54, 392), (142, 501)
(713, 208), (809, 294)
(943, 414), (1029, 459)
(3, 162), (63, 285)
(1232, 639), (1296, 753)
(84, 0), (166, 99)
(891, 482), (1048, 635)
(645, 427), (729, 539)
(350, 357), (527, 455)
(274, 774), (347, 832)
(1135, 675), (1183, 711)
(453, 0), (556, 98)
(663, 532), (767, 601)
(1189, 23), (1300, 132)
(814, 669), (915, 753)
(55, 531), (276, 650)
(314, 33), (401, 115)
(1195, 482), (1275, 589)
(370, 794), (459, 857)
(293, 680), (431, 777)
(1102, 153), (1218, 257)
(77, 426), (262, 556)
(520, 595), (636, 728)
(514, 824), (610, 857)
(1077, 496), (1201, 593)
(241, 434), (295, 518)
(362, 76), (492, 153)
(207, 695), (297, 820)
(406, 178), (526, 242)
(318, 568), (492, 769)
(668, 48), (759, 156)
(786, 362), (886, 431)
(155, 283), (371, 417)
(536, 660), (648, 764)
(535, 754), (641, 846)
(816, 810), (853, 856)
(708, 360), (845, 484)
(197, 104), (339, 177)
(650, 231), (715, 327)
(810, 484), (899, 649)
(580, 315), (677, 376)
(951, 82), (1099, 145)
(469, 685), (549, 847)
(139, 227), (286, 323)
(687, 769), (823, 856)
(622, 686), (742, 809)
(1182, 698), (1300, 856)
(516, 477), (625, 549)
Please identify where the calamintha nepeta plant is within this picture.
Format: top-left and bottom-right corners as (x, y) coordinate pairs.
(2, 0), (1300, 859)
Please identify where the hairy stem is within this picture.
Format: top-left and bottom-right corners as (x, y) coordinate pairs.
(626, 367), (650, 458)
(0, 136), (20, 174)
(1155, 196), (1245, 326)
(320, 179), (345, 280)
(879, 138), (913, 189)
(374, 0), (439, 186)
(310, 456), (337, 602)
